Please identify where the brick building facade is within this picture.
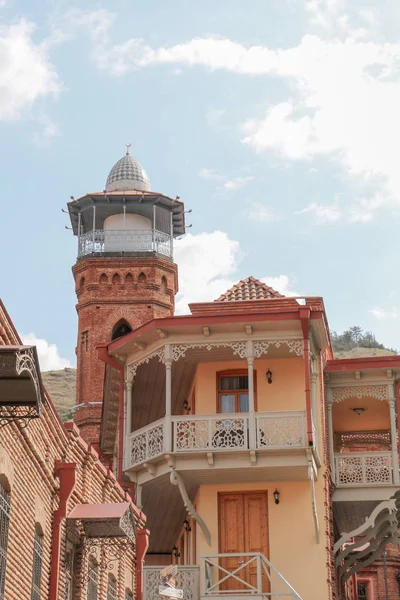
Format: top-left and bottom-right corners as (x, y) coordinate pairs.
(0, 300), (149, 600)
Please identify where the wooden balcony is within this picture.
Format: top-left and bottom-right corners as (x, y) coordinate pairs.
(125, 411), (311, 485)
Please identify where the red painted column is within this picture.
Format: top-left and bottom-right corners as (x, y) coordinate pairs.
(49, 461), (77, 600)
(396, 381), (400, 457)
(136, 528), (150, 600)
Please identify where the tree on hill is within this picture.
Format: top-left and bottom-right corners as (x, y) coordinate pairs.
(331, 327), (397, 354)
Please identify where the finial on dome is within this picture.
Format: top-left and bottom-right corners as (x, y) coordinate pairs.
(125, 143), (131, 156)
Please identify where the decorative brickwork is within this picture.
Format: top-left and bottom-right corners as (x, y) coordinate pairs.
(72, 255), (178, 445)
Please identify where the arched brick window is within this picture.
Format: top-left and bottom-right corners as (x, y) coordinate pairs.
(31, 525), (44, 600)
(111, 319), (132, 341)
(107, 574), (118, 600)
(138, 272), (146, 286)
(0, 480), (10, 600)
(87, 558), (98, 600)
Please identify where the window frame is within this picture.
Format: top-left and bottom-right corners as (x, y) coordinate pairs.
(216, 369), (257, 413)
(357, 579), (371, 600)
(31, 525), (44, 600)
(0, 481), (10, 600)
(87, 558), (99, 600)
(107, 574), (118, 600)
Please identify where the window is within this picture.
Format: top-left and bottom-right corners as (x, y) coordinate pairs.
(87, 559), (98, 600)
(217, 371), (254, 413)
(64, 547), (78, 600)
(0, 482), (10, 600)
(107, 575), (118, 600)
(125, 591), (133, 600)
(357, 582), (369, 600)
(111, 320), (132, 341)
(31, 527), (44, 600)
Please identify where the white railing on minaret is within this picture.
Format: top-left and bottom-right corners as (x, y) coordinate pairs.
(77, 229), (173, 258)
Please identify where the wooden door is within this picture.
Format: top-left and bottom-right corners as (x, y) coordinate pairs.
(218, 492), (269, 593)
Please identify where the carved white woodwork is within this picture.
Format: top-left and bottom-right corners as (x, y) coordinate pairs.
(126, 347), (165, 382)
(144, 566), (200, 600)
(253, 339), (304, 358)
(171, 342), (248, 361)
(173, 415), (248, 452)
(334, 452), (393, 486)
(130, 419), (164, 466)
(331, 385), (388, 403)
(256, 412), (306, 448)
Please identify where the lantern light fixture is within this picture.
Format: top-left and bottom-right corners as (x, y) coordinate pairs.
(266, 370), (273, 384)
(172, 545), (180, 558)
(273, 489), (280, 505)
(183, 519), (191, 532)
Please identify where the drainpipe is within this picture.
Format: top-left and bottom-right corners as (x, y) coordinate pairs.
(300, 308), (313, 446)
(136, 528), (150, 600)
(49, 461), (77, 600)
(97, 344), (125, 485)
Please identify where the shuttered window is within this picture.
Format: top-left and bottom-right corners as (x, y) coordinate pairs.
(0, 483), (10, 600)
(31, 528), (44, 600)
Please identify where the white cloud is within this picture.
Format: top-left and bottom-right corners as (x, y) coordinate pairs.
(199, 169), (253, 192)
(248, 202), (278, 222)
(21, 333), (72, 371)
(296, 202), (342, 222)
(223, 176), (254, 191)
(0, 19), (61, 120)
(174, 231), (296, 313)
(198, 168), (225, 182)
(369, 308), (398, 321)
(32, 116), (60, 147)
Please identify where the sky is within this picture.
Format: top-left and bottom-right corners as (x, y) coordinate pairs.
(1, 0), (400, 369)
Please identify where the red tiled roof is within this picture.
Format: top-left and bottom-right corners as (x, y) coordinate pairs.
(215, 276), (285, 302)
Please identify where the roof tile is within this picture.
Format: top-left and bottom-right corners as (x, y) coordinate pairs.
(215, 276), (284, 302)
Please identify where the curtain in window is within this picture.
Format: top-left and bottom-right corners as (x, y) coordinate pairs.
(0, 483), (10, 600)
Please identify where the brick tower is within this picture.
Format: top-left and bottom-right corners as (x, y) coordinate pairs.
(67, 147), (185, 446)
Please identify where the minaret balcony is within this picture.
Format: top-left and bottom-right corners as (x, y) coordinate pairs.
(77, 228), (173, 259)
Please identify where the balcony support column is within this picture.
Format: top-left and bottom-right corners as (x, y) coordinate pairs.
(246, 341), (256, 450)
(327, 390), (335, 483)
(164, 344), (173, 453)
(388, 390), (399, 484)
(124, 378), (133, 470)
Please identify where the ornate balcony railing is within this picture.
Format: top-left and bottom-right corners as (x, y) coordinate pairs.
(173, 414), (248, 452)
(130, 418), (164, 466)
(202, 553), (303, 599)
(256, 412), (307, 449)
(77, 229), (173, 258)
(334, 452), (394, 486)
(127, 411), (308, 469)
(144, 566), (200, 600)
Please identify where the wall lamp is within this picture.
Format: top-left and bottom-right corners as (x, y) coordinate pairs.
(273, 489), (280, 505)
(183, 519), (191, 532)
(183, 400), (191, 412)
(266, 370), (273, 384)
(172, 545), (180, 558)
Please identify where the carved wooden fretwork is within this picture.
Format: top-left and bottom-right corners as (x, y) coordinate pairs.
(126, 347), (165, 382)
(331, 385), (388, 404)
(253, 339), (304, 358)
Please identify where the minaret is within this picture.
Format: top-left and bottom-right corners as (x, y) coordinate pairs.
(67, 147), (185, 446)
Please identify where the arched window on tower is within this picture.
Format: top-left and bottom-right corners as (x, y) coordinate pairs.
(0, 479), (11, 600)
(111, 319), (132, 341)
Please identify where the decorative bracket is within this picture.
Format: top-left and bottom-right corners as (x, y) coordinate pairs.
(170, 469), (211, 546)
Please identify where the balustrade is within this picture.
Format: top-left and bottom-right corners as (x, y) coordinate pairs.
(127, 411), (308, 469)
(77, 229), (173, 258)
(144, 566), (200, 600)
(334, 452), (393, 486)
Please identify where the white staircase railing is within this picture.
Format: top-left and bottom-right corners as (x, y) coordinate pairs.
(202, 553), (303, 600)
(144, 566), (200, 600)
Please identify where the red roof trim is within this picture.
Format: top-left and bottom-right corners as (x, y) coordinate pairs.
(107, 306), (326, 353)
(326, 355), (400, 371)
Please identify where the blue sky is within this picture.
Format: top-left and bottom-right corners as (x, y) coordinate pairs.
(1, 0), (400, 368)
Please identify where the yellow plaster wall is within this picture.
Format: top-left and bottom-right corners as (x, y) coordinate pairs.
(194, 477), (329, 600)
(194, 358), (306, 414)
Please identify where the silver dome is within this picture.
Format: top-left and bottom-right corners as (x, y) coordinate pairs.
(105, 151), (151, 192)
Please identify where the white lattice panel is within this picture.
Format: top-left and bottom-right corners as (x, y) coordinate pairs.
(256, 413), (306, 448)
(130, 422), (164, 467)
(335, 453), (393, 486)
(144, 567), (200, 600)
(173, 416), (247, 451)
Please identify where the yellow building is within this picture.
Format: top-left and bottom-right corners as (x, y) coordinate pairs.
(98, 278), (335, 600)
